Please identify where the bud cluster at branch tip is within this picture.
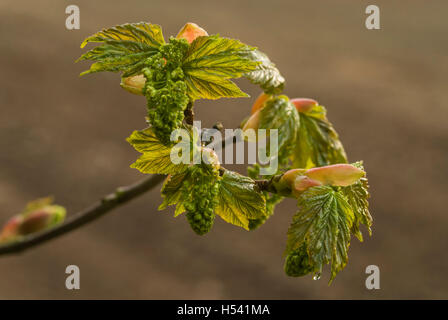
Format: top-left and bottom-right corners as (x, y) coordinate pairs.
(243, 93), (321, 132)
(120, 23), (208, 96)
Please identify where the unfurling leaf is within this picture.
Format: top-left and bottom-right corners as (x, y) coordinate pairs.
(341, 162), (372, 241)
(286, 186), (354, 282)
(159, 171), (191, 216)
(23, 197), (54, 214)
(292, 104), (347, 169)
(239, 49), (285, 94)
(126, 127), (190, 175)
(215, 170), (266, 230)
(183, 35), (259, 100)
(78, 22), (165, 76)
(258, 95), (300, 165)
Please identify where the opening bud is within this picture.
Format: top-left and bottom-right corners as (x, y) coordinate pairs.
(251, 92), (271, 114)
(281, 168), (307, 187)
(0, 199), (66, 243)
(292, 176), (323, 197)
(120, 74), (146, 95)
(18, 206), (65, 235)
(275, 169), (321, 197)
(0, 216), (23, 242)
(176, 23), (208, 44)
(201, 147), (221, 171)
(242, 109), (261, 132)
(290, 98), (319, 113)
(304, 164), (365, 187)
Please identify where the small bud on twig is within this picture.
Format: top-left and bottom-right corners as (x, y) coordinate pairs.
(18, 207), (65, 235)
(0, 198), (66, 243)
(0, 216), (23, 242)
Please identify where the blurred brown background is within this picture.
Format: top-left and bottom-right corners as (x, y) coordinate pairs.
(0, 0), (447, 299)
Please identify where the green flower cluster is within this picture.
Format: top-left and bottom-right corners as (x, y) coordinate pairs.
(284, 242), (314, 277)
(182, 164), (220, 235)
(142, 38), (190, 145)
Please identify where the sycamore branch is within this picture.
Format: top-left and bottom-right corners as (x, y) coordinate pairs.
(0, 126), (280, 256)
(0, 174), (165, 256)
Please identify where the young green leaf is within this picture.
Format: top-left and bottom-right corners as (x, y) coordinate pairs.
(215, 170), (266, 230)
(286, 186), (354, 282)
(341, 162), (372, 241)
(248, 193), (283, 230)
(259, 95), (300, 166)
(246, 163), (284, 230)
(239, 49), (285, 94)
(78, 22), (165, 76)
(126, 127), (189, 175)
(22, 196), (54, 215)
(292, 104), (347, 169)
(159, 171), (192, 216)
(182, 35), (259, 100)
